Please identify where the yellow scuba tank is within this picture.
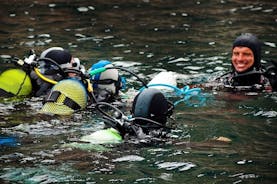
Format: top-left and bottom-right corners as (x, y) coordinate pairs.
(40, 79), (87, 115)
(0, 69), (32, 97)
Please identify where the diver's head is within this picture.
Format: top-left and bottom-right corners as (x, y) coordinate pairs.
(40, 79), (87, 115)
(0, 69), (32, 97)
(89, 60), (122, 95)
(131, 88), (173, 131)
(232, 33), (262, 73)
(40, 47), (80, 71)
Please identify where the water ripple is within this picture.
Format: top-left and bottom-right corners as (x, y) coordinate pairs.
(112, 155), (145, 162)
(156, 161), (196, 171)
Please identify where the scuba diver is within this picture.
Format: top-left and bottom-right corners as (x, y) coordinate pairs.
(0, 47), (89, 115)
(29, 47), (86, 97)
(40, 78), (88, 115)
(217, 33), (277, 92)
(0, 47), (86, 98)
(87, 87), (175, 144)
(88, 60), (125, 103)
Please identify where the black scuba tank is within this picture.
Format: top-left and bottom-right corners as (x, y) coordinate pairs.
(131, 88), (172, 129)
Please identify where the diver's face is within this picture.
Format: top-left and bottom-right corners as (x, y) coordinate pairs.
(232, 47), (255, 73)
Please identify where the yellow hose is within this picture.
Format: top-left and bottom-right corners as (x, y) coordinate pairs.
(86, 79), (93, 92)
(34, 68), (93, 93)
(34, 67), (57, 85)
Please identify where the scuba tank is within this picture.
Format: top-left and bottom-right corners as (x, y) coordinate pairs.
(0, 68), (32, 97)
(131, 88), (173, 131)
(40, 79), (88, 115)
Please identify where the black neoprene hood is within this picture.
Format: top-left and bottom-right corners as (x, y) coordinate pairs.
(232, 33), (262, 70)
(44, 49), (72, 65)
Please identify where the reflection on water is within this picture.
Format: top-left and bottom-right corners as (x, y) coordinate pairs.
(1, 0), (277, 183)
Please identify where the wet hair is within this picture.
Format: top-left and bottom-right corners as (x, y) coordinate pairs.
(232, 33), (262, 70)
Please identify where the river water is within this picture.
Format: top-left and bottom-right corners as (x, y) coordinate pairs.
(0, 0), (277, 183)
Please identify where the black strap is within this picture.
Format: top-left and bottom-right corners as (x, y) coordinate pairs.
(45, 90), (61, 102)
(91, 76), (122, 94)
(91, 79), (118, 85)
(45, 90), (81, 110)
(0, 88), (14, 98)
(63, 97), (81, 110)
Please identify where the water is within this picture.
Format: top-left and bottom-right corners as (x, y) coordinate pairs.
(1, 0), (277, 183)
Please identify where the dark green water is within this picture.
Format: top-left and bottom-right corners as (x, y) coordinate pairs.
(1, 0), (277, 183)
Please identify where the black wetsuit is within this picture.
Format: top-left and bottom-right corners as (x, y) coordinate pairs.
(221, 70), (272, 92)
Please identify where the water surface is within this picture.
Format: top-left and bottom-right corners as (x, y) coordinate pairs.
(0, 0), (277, 183)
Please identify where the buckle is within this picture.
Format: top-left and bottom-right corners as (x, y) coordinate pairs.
(45, 91), (61, 102)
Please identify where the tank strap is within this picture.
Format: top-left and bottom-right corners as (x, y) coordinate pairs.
(45, 90), (81, 110)
(0, 88), (14, 97)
